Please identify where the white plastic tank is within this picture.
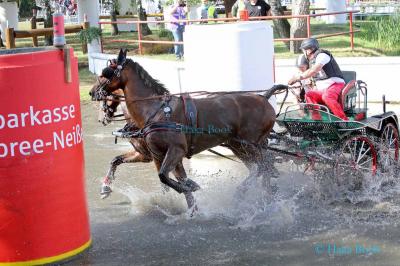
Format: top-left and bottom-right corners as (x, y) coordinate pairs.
(183, 21), (274, 93)
(183, 21), (276, 112)
(320, 0), (347, 24)
(77, 0), (100, 25)
(0, 1), (18, 41)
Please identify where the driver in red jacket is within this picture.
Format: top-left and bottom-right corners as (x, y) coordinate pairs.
(288, 38), (348, 121)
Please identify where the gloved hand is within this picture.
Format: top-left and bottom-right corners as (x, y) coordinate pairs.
(288, 74), (300, 85)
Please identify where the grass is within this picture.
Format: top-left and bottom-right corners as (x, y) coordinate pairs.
(79, 68), (97, 101)
(358, 15), (400, 54)
(2, 18), (399, 95)
(274, 19), (400, 58)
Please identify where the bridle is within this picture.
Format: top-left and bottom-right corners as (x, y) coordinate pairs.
(92, 58), (131, 124)
(99, 96), (129, 125)
(92, 58), (127, 102)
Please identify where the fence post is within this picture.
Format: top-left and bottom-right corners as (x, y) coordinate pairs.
(81, 21), (90, 54)
(349, 12), (354, 51)
(137, 21), (143, 55)
(307, 15), (311, 38)
(31, 15), (38, 47)
(99, 23), (104, 53)
(6, 27), (15, 49)
(272, 55), (276, 83)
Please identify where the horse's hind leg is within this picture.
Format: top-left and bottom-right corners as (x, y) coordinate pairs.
(158, 148), (199, 194)
(101, 150), (152, 199)
(257, 140), (281, 194)
(225, 140), (259, 188)
(226, 140), (275, 198)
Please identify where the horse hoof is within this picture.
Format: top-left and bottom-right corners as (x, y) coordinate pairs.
(189, 205), (199, 218)
(184, 179), (201, 192)
(100, 185), (112, 199)
(161, 184), (170, 193)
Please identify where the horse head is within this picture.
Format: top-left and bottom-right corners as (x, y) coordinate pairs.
(90, 48), (129, 101)
(97, 89), (126, 126)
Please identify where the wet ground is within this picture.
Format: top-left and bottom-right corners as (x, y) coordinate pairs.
(69, 102), (400, 266)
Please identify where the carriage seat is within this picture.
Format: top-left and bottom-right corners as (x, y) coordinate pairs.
(340, 71), (366, 121)
(341, 80), (356, 111)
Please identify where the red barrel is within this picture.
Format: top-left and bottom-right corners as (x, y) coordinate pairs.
(0, 47), (90, 265)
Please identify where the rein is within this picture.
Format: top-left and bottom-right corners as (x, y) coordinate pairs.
(95, 88), (289, 103)
(94, 57), (289, 103)
(106, 113), (129, 122)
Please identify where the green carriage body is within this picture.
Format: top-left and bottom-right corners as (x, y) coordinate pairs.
(271, 71), (399, 179)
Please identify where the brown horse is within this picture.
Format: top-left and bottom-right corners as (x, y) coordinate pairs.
(90, 49), (280, 209)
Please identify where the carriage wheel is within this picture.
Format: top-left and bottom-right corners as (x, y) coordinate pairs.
(334, 135), (377, 190)
(379, 123), (399, 173)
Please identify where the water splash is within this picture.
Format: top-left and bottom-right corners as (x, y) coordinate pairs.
(108, 158), (400, 236)
(111, 168), (300, 229)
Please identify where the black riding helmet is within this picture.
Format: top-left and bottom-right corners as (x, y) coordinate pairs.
(295, 54), (309, 68)
(300, 38), (319, 52)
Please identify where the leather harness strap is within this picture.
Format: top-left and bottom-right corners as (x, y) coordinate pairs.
(140, 122), (184, 161)
(181, 94), (198, 159)
(139, 95), (198, 159)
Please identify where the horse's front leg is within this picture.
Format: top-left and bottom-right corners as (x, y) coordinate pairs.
(157, 147), (198, 194)
(101, 150), (152, 199)
(173, 162), (200, 210)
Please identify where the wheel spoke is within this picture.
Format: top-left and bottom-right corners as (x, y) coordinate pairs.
(338, 163), (352, 168)
(356, 140), (366, 164)
(358, 157), (373, 166)
(389, 131), (394, 147)
(352, 141), (358, 161)
(357, 146), (371, 164)
(358, 166), (373, 171)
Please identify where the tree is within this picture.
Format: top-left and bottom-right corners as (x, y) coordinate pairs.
(269, 0), (290, 49)
(290, 0), (309, 53)
(106, 0), (151, 36)
(43, 0), (53, 45)
(19, 0), (36, 18)
(224, 0), (236, 17)
(108, 0), (119, 36)
(137, 0), (151, 36)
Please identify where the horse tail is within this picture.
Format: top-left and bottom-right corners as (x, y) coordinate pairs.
(263, 84), (288, 100)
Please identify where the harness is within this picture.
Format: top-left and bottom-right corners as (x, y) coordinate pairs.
(114, 121), (240, 162)
(181, 94), (198, 158)
(140, 94), (198, 159)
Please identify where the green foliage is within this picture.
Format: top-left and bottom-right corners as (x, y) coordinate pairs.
(19, 0), (36, 18)
(158, 29), (173, 40)
(360, 14), (400, 50)
(77, 27), (103, 44)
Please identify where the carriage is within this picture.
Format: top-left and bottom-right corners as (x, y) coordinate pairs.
(268, 71), (399, 188)
(91, 51), (399, 208)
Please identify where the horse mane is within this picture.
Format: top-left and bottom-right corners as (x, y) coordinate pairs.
(125, 59), (170, 95)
